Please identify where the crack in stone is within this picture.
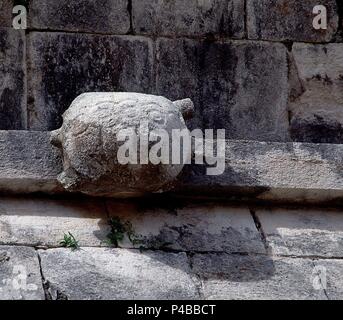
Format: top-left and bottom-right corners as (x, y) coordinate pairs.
(311, 260), (330, 300)
(127, 0), (134, 35)
(250, 209), (270, 254)
(37, 250), (69, 300)
(186, 252), (204, 300)
(37, 251), (52, 300)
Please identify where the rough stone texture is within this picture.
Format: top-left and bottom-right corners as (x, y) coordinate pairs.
(106, 201), (265, 254)
(0, 131), (62, 193)
(52, 93), (192, 197)
(289, 43), (343, 143)
(0, 28), (26, 129)
(132, 0), (244, 38)
(256, 208), (343, 258)
(156, 39), (289, 140)
(39, 248), (199, 300)
(177, 140), (343, 204)
(27, 32), (154, 130)
(0, 196), (108, 247)
(192, 254), (328, 300)
(2, 132), (343, 204)
(0, 246), (44, 300)
(29, 0), (130, 34)
(313, 260), (343, 300)
(0, 0), (12, 27)
(247, 0), (339, 42)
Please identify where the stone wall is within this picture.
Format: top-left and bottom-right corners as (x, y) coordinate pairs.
(0, 0), (342, 140)
(1, 195), (343, 300)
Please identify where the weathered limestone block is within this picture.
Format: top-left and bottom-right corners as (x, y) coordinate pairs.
(132, 0), (244, 38)
(1, 131), (343, 203)
(177, 140), (343, 204)
(0, 246), (44, 300)
(51, 93), (193, 197)
(192, 254), (332, 300)
(0, 28), (26, 129)
(39, 248), (199, 300)
(106, 201), (266, 254)
(256, 208), (343, 258)
(156, 39), (289, 141)
(247, 0), (339, 42)
(0, 131), (62, 193)
(0, 196), (108, 247)
(289, 43), (343, 143)
(0, 0), (12, 27)
(27, 32), (154, 130)
(192, 254), (328, 299)
(29, 0), (130, 34)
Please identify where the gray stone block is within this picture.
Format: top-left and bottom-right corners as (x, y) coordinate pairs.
(177, 140), (343, 204)
(256, 208), (343, 258)
(156, 38), (289, 141)
(0, 28), (26, 129)
(0, 196), (108, 247)
(0, 130), (62, 193)
(39, 248), (199, 300)
(27, 32), (154, 130)
(192, 254), (327, 300)
(1, 130), (343, 204)
(106, 201), (266, 254)
(29, 0), (130, 34)
(289, 43), (343, 143)
(132, 0), (244, 38)
(247, 0), (339, 42)
(0, 0), (12, 27)
(0, 246), (44, 300)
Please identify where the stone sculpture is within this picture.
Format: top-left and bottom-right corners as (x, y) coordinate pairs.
(51, 92), (194, 197)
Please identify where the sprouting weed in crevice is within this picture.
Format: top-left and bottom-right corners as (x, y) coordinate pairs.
(106, 217), (141, 248)
(60, 232), (80, 251)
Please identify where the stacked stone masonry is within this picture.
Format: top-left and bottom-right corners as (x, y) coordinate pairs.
(0, 0), (342, 142)
(1, 196), (343, 300)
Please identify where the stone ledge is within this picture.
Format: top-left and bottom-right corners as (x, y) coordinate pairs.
(1, 131), (343, 205)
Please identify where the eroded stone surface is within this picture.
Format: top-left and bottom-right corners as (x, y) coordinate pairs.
(53, 93), (192, 197)
(106, 201), (265, 254)
(132, 0), (244, 38)
(29, 0), (130, 34)
(39, 248), (199, 300)
(0, 28), (25, 129)
(192, 254), (328, 300)
(247, 0), (339, 42)
(28, 32), (154, 130)
(0, 131), (62, 193)
(0, 0), (12, 27)
(0, 196), (108, 247)
(313, 260), (343, 300)
(0, 246), (44, 300)
(156, 39), (289, 140)
(256, 208), (343, 258)
(289, 43), (343, 143)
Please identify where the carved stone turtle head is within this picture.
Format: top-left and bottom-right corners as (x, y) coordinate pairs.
(51, 92), (194, 197)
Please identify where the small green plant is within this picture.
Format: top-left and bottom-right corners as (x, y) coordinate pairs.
(107, 217), (141, 247)
(60, 232), (79, 251)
